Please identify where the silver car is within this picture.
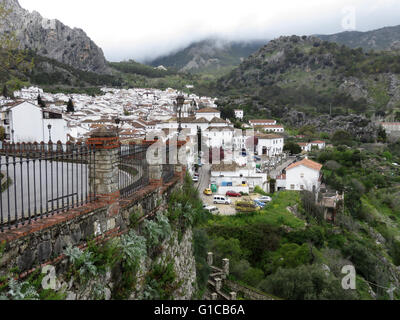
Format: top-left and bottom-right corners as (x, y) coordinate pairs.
(255, 196), (272, 203)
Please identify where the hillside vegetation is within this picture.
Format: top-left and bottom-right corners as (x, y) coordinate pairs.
(216, 36), (400, 120)
(196, 138), (400, 300)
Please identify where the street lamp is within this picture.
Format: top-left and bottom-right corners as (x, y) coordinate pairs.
(115, 117), (121, 137)
(176, 94), (184, 136)
(176, 94), (185, 163)
(47, 124), (52, 142)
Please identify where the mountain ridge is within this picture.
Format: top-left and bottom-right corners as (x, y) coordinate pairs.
(147, 38), (266, 75)
(216, 35), (400, 121)
(316, 24), (400, 51)
(0, 0), (109, 73)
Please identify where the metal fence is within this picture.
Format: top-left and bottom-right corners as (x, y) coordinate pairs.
(119, 144), (149, 198)
(162, 164), (175, 183)
(162, 142), (175, 183)
(0, 142), (96, 232)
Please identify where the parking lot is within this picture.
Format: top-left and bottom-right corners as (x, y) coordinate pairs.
(195, 163), (272, 216)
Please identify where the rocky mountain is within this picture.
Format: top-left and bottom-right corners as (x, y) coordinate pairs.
(216, 35), (400, 121)
(0, 0), (109, 73)
(317, 25), (400, 52)
(147, 39), (266, 75)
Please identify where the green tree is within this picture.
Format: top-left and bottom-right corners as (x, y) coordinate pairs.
(37, 94), (46, 108)
(0, 126), (5, 141)
(2, 84), (8, 98)
(283, 141), (302, 155)
(377, 125), (387, 143)
(260, 264), (358, 300)
(66, 98), (75, 113)
(331, 130), (353, 146)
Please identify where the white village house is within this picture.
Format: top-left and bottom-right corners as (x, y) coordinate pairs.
(195, 108), (221, 121)
(277, 158), (323, 193)
(234, 109), (244, 120)
(249, 119), (277, 127)
(255, 133), (284, 156)
(0, 101), (68, 143)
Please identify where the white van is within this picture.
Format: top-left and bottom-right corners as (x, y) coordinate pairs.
(204, 206), (220, 214)
(213, 195), (232, 205)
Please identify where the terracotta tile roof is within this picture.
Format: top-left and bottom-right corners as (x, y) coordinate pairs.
(287, 158), (323, 171)
(209, 117), (227, 124)
(255, 125), (284, 128)
(196, 108), (220, 113)
(311, 140), (326, 144)
(255, 133), (283, 139)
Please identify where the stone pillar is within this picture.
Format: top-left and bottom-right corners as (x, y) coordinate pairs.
(207, 252), (213, 266)
(230, 292), (237, 300)
(211, 293), (218, 300)
(149, 164), (163, 186)
(87, 127), (120, 204)
(222, 258), (230, 276)
(215, 278), (222, 292)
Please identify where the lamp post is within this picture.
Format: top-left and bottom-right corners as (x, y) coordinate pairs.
(47, 124), (52, 142)
(115, 117), (121, 137)
(176, 94), (185, 163)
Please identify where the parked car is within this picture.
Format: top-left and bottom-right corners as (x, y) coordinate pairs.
(254, 200), (266, 208)
(204, 206), (219, 214)
(203, 188), (212, 196)
(255, 196), (272, 203)
(213, 195), (232, 205)
(192, 176), (199, 182)
(226, 191), (242, 197)
(254, 156), (261, 161)
(256, 168), (262, 173)
(235, 201), (260, 213)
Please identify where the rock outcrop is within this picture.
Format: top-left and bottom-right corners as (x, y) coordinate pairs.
(282, 109), (378, 142)
(0, 0), (109, 73)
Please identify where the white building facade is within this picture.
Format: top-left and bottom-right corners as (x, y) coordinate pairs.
(283, 158), (322, 192)
(256, 133), (284, 157)
(0, 101), (68, 143)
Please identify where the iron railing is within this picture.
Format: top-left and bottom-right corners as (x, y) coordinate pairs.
(0, 142), (96, 232)
(119, 144), (149, 198)
(162, 164), (175, 183)
(162, 141), (175, 183)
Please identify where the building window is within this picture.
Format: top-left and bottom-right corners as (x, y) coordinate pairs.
(290, 184), (295, 190)
(300, 185), (304, 190)
(300, 173), (304, 178)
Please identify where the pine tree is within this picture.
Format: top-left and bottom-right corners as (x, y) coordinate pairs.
(66, 98), (75, 113)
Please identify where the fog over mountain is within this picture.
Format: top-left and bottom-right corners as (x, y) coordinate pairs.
(18, 0), (400, 62)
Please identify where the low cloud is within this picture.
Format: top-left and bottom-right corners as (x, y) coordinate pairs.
(19, 0), (400, 62)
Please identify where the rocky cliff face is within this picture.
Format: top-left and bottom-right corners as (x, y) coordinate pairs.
(0, 0), (109, 73)
(282, 109), (378, 142)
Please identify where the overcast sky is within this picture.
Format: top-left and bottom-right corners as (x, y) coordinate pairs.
(19, 0), (400, 62)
